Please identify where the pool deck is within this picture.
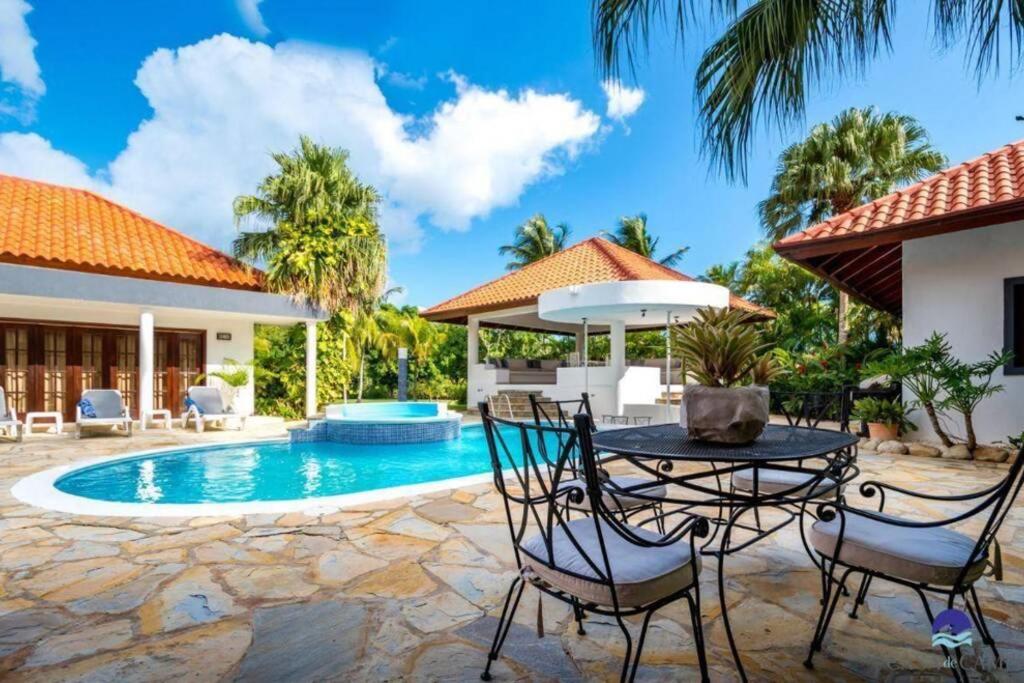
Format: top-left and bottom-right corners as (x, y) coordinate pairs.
(0, 423), (1022, 681)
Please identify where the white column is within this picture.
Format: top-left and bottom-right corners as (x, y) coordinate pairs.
(574, 329), (585, 363)
(305, 321), (318, 418)
(139, 310), (154, 419)
(467, 317), (480, 367)
(610, 320), (626, 414)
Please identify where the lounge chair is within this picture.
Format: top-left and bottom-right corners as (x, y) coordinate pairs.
(0, 387), (22, 442)
(182, 386), (245, 433)
(75, 389), (133, 439)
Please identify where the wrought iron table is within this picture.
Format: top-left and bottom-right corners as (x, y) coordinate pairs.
(592, 423), (859, 681)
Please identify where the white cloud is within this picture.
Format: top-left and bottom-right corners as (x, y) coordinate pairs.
(0, 0), (44, 121)
(236, 0), (270, 38)
(385, 70), (427, 90)
(0, 133), (92, 187)
(0, 35), (601, 253)
(601, 79), (645, 123)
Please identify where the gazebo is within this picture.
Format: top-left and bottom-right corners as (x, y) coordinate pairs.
(421, 237), (772, 418)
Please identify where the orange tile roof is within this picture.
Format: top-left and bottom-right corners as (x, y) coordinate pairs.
(775, 139), (1024, 254)
(0, 174), (261, 290)
(422, 237), (772, 322)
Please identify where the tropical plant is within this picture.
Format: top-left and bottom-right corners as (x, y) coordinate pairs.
(209, 358), (251, 388)
(498, 214), (571, 270)
(758, 107), (945, 341)
(1008, 431), (1024, 451)
(851, 397), (914, 435)
(350, 309), (398, 402)
(602, 213), (688, 266)
(936, 349), (1014, 451)
(593, 0), (1020, 180)
(233, 135), (387, 313)
(674, 307), (773, 387)
(862, 333), (956, 447)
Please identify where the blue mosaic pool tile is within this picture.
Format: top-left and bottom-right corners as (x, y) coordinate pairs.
(289, 417), (461, 445)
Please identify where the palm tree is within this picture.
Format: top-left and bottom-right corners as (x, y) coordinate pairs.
(233, 135), (387, 313)
(701, 261), (744, 294)
(759, 107), (946, 341)
(498, 214), (571, 270)
(593, 0), (1022, 180)
(350, 310), (397, 402)
(602, 214), (688, 267)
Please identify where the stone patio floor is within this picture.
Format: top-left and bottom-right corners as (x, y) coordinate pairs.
(0, 424), (1021, 681)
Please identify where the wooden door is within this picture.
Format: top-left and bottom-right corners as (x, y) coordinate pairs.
(111, 333), (138, 417)
(177, 334), (202, 410)
(2, 326), (30, 415)
(153, 335), (169, 410)
(42, 329), (68, 416)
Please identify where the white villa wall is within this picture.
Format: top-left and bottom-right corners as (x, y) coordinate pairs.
(903, 221), (1024, 444)
(0, 295), (258, 415)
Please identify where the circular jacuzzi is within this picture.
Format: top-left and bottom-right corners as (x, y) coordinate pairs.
(292, 401), (462, 445)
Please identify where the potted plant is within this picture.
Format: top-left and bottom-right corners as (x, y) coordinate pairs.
(209, 358), (251, 411)
(851, 397), (913, 441)
(676, 307), (779, 444)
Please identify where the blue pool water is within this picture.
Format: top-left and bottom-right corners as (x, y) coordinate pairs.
(56, 424), (511, 504)
(326, 401), (445, 420)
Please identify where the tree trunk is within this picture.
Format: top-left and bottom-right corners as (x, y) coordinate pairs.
(922, 401), (954, 448)
(964, 411), (978, 452)
(357, 353), (365, 403)
(837, 290), (849, 344)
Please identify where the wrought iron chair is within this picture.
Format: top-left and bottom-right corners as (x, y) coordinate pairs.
(731, 392), (850, 531)
(478, 403), (710, 682)
(804, 446), (1024, 677)
(530, 394), (667, 530)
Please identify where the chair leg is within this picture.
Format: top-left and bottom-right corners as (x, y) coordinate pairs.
(967, 586), (1005, 668)
(805, 566), (850, 668)
(686, 591), (711, 683)
(620, 609), (655, 683)
(571, 598), (586, 636)
(849, 573), (872, 619)
(481, 577), (524, 681)
(914, 589), (967, 683)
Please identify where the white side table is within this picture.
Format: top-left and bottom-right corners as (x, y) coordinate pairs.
(25, 411), (63, 435)
(141, 409), (173, 431)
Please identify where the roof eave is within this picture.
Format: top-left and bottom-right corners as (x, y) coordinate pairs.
(774, 197), (1024, 260)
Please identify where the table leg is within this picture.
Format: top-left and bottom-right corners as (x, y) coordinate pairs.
(715, 503), (753, 683)
(55, 415), (62, 434)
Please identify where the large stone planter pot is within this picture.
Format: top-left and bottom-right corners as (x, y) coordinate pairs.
(684, 385), (770, 444)
(866, 422), (899, 441)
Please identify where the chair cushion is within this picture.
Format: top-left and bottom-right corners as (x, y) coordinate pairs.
(81, 390), (124, 419)
(810, 511), (988, 586)
(731, 467), (841, 498)
(558, 476), (666, 511)
(520, 519), (699, 607)
(189, 387), (226, 415)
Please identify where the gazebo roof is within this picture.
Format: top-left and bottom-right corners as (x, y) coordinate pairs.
(422, 237), (773, 326)
(774, 140), (1024, 315)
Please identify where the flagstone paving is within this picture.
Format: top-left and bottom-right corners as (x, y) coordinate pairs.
(0, 425), (1021, 681)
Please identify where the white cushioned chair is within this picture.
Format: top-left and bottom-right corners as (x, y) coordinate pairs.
(0, 387), (22, 442)
(182, 386), (245, 433)
(803, 447), (1024, 673)
(530, 393), (667, 530)
(75, 389), (132, 439)
(478, 404), (709, 683)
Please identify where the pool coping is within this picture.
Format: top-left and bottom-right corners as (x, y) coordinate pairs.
(11, 436), (498, 518)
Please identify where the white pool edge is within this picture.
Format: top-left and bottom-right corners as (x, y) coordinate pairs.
(11, 437), (499, 518)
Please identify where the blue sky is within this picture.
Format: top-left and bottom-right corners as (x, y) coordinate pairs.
(1, 0), (1022, 308)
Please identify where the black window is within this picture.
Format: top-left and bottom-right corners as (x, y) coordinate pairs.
(1006, 277), (1024, 375)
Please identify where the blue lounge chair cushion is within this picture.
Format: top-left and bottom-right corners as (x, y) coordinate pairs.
(78, 398), (97, 419)
(185, 397), (204, 415)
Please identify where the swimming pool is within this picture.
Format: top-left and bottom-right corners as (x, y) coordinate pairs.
(12, 424), (523, 516)
(299, 401), (462, 444)
(324, 401), (449, 421)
